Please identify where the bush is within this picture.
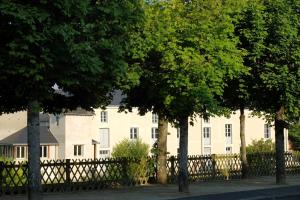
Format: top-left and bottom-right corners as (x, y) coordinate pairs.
(109, 139), (151, 184)
(246, 139), (275, 153)
(246, 139), (275, 176)
(112, 139), (149, 159)
(0, 157), (27, 187)
(289, 122), (300, 150)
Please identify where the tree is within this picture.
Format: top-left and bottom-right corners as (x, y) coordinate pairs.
(220, 0), (252, 179)
(157, 116), (168, 184)
(0, 1), (144, 199)
(122, 0), (245, 192)
(236, 0), (300, 184)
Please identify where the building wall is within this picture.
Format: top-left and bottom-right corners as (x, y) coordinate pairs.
(95, 108), (281, 157)
(0, 111), (27, 140)
(50, 115), (66, 160)
(0, 109), (286, 160)
(96, 107), (158, 158)
(64, 115), (95, 159)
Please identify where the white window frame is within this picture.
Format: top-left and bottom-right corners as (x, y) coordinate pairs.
(204, 118), (210, 124)
(99, 128), (110, 148)
(152, 113), (158, 124)
(40, 145), (48, 158)
(264, 124), (271, 139)
(16, 146), (26, 159)
(99, 150), (110, 158)
(225, 124), (232, 144)
(100, 111), (108, 123)
(203, 147), (211, 155)
(130, 127), (139, 139)
(226, 146), (232, 154)
(203, 127), (211, 145)
(151, 127), (159, 140)
(74, 145), (84, 156)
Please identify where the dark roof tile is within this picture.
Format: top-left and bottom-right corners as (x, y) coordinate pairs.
(0, 127), (58, 145)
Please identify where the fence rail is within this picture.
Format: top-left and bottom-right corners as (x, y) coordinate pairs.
(1, 152), (300, 195)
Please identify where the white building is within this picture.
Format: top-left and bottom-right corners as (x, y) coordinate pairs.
(0, 93), (289, 160)
(0, 112), (58, 161)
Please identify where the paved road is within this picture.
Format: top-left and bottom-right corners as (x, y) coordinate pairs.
(2, 176), (300, 200)
(170, 185), (300, 200)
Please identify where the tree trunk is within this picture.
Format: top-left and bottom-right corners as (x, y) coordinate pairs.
(157, 115), (168, 184)
(27, 100), (42, 200)
(240, 107), (249, 178)
(275, 106), (286, 184)
(178, 116), (189, 193)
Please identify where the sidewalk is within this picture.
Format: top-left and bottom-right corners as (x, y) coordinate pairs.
(4, 175), (300, 200)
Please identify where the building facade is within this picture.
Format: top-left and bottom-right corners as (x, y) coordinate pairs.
(0, 106), (289, 160)
(0, 112), (58, 161)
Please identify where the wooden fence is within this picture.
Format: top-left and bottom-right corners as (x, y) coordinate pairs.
(1, 152), (300, 195)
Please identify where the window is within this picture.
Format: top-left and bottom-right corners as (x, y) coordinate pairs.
(130, 127), (139, 139)
(226, 147), (232, 154)
(225, 124), (232, 144)
(99, 128), (110, 148)
(100, 111), (108, 123)
(74, 145), (83, 156)
(16, 146), (25, 159)
(151, 127), (159, 140)
(264, 124), (271, 139)
(40, 146), (48, 158)
(204, 118), (210, 123)
(55, 115), (60, 126)
(1, 146), (13, 158)
(152, 113), (158, 123)
(203, 147), (211, 155)
(99, 150), (110, 159)
(203, 127), (211, 145)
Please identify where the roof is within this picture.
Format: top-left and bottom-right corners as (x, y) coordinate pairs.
(92, 139), (100, 145)
(109, 90), (126, 106)
(0, 127), (58, 145)
(64, 107), (94, 116)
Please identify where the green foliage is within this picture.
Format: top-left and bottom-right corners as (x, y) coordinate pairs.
(122, 0), (246, 122)
(110, 139), (151, 183)
(289, 122), (300, 150)
(0, 159), (27, 187)
(0, 156), (12, 162)
(236, 0), (300, 123)
(246, 139), (275, 153)
(0, 0), (144, 113)
(112, 139), (149, 159)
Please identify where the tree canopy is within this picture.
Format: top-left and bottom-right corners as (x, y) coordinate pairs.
(123, 0), (246, 121)
(0, 0), (144, 113)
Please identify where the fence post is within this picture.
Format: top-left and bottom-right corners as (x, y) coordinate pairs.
(211, 154), (216, 179)
(122, 158), (129, 185)
(170, 156), (176, 183)
(65, 159), (71, 185)
(0, 161), (3, 195)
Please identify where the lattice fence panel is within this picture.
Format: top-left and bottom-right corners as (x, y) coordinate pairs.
(0, 161), (28, 195)
(247, 152), (276, 176)
(285, 152), (300, 175)
(2, 152), (300, 195)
